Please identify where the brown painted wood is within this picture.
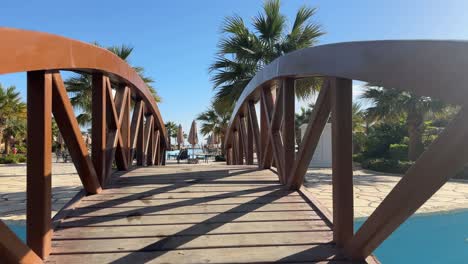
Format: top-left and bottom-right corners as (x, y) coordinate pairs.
(226, 147), (232, 165)
(144, 116), (154, 165)
(27, 71), (52, 259)
(232, 130), (239, 165)
(235, 127), (244, 165)
(287, 81), (331, 190)
(136, 104), (146, 166)
(247, 101), (261, 165)
(346, 104), (468, 260)
(263, 84), (285, 183)
(260, 87), (275, 169)
(245, 113), (254, 165)
(114, 85), (130, 171)
(152, 130), (160, 165)
(238, 116), (249, 164)
(51, 72), (102, 194)
(130, 100), (144, 164)
(282, 78), (295, 183)
(0, 221), (43, 264)
(92, 73), (107, 185)
(330, 78), (354, 247)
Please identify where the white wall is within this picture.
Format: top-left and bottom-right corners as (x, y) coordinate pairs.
(299, 123), (332, 168)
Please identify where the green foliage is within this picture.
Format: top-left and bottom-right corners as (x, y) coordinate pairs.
(361, 158), (414, 174)
(389, 144), (408, 160)
(196, 102), (231, 152)
(0, 154), (26, 164)
(210, 0), (324, 109)
(65, 43), (160, 127)
(362, 122), (407, 158)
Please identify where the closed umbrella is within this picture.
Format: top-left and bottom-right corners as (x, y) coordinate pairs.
(188, 120), (198, 159)
(177, 124), (184, 150)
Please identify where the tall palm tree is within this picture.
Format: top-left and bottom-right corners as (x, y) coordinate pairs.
(164, 121), (178, 149)
(66, 44), (161, 126)
(362, 87), (445, 160)
(0, 84), (26, 153)
(210, 0), (324, 110)
(196, 103), (231, 154)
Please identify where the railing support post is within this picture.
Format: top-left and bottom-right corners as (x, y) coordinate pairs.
(331, 77), (354, 247)
(92, 73), (107, 185)
(27, 71), (52, 259)
(282, 78), (295, 181)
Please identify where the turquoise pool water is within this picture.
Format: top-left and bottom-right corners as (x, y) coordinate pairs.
(355, 210), (468, 263)
(8, 211), (467, 263)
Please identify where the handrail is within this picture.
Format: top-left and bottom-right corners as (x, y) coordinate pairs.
(0, 28), (167, 263)
(224, 40), (468, 262)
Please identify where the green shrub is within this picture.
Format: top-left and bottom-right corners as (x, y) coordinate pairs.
(363, 123), (407, 158)
(389, 144), (408, 160)
(361, 158), (414, 174)
(353, 153), (365, 163)
(0, 154), (27, 164)
(215, 155), (226, 162)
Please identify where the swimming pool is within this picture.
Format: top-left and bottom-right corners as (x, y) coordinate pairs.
(355, 210), (468, 263)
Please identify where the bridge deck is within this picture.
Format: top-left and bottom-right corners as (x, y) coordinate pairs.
(47, 164), (354, 263)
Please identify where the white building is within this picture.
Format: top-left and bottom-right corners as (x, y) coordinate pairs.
(299, 123), (332, 167)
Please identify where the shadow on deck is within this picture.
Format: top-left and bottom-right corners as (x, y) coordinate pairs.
(47, 165), (357, 263)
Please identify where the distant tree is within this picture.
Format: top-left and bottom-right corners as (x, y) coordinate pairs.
(362, 87), (445, 160)
(66, 44), (160, 126)
(0, 84), (26, 154)
(197, 103), (231, 154)
(164, 121), (178, 149)
(210, 0), (324, 110)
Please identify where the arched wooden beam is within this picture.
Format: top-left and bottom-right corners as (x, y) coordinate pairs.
(225, 40), (468, 145)
(0, 27), (167, 147)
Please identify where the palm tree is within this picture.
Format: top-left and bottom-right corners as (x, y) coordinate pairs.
(164, 121), (178, 150)
(66, 44), (161, 126)
(362, 87), (445, 160)
(0, 84), (26, 154)
(196, 103), (231, 154)
(210, 0), (324, 110)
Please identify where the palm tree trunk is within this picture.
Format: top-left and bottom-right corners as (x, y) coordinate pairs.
(407, 112), (424, 161)
(3, 135), (10, 155)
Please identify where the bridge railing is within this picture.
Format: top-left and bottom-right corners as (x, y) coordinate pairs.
(224, 40), (468, 261)
(0, 28), (167, 263)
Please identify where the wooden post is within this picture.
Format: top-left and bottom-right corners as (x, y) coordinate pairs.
(27, 71), (52, 259)
(282, 78), (295, 181)
(238, 116), (249, 164)
(92, 73), (107, 185)
(247, 101), (260, 165)
(130, 100), (144, 165)
(260, 88), (273, 168)
(136, 110), (145, 166)
(331, 77), (354, 247)
(226, 147), (232, 165)
(245, 113), (254, 165)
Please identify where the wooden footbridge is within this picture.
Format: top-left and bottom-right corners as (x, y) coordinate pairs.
(1, 28), (468, 263)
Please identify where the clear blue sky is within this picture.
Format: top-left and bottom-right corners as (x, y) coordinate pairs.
(1, 0), (467, 139)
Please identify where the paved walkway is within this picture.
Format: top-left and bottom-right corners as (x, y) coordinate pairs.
(0, 162), (82, 226)
(304, 168), (468, 218)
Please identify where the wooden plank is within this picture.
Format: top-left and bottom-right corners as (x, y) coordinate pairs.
(282, 78), (295, 183)
(238, 116), (249, 164)
(47, 246), (345, 263)
(346, 103), (468, 259)
(0, 220), (43, 264)
(51, 72), (102, 195)
(330, 78), (354, 247)
(247, 101), (261, 165)
(287, 81), (331, 190)
(27, 71), (52, 259)
(51, 232), (332, 253)
(91, 73), (107, 185)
